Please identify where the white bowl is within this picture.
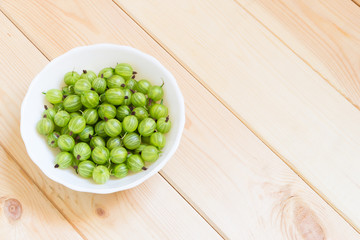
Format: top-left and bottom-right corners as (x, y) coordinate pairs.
(20, 44), (185, 194)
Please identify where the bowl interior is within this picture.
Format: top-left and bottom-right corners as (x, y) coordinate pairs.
(21, 44), (184, 193)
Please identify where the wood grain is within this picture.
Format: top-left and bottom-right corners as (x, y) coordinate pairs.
(235, 0), (360, 109)
(114, 0), (360, 231)
(1, 0), (359, 239)
(0, 148), (83, 240)
(0, 10), (221, 240)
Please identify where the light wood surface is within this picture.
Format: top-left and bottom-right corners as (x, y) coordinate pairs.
(0, 0), (359, 239)
(0, 146), (83, 240)
(113, 0), (360, 231)
(236, 0), (360, 109)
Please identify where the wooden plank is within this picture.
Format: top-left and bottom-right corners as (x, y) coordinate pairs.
(0, 10), (221, 240)
(234, 0), (360, 109)
(0, 147), (84, 240)
(113, 0), (360, 231)
(1, 0), (359, 239)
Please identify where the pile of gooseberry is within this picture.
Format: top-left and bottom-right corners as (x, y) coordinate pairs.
(36, 63), (171, 184)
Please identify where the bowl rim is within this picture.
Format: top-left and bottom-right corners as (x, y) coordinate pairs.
(20, 44), (185, 194)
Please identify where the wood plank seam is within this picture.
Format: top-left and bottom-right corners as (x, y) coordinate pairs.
(231, 0), (360, 113)
(350, 0), (360, 8)
(159, 171), (227, 239)
(0, 8), (48, 62)
(0, 142), (88, 240)
(0, 6), (226, 239)
(112, 0), (360, 234)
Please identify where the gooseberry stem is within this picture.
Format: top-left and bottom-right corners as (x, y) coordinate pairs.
(44, 105), (48, 110)
(54, 164), (59, 168)
(101, 74), (104, 78)
(83, 70), (87, 74)
(165, 116), (169, 122)
(73, 165), (78, 174)
(142, 166), (147, 171)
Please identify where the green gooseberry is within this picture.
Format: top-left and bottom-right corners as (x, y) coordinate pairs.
(127, 154), (146, 172)
(80, 70), (97, 83)
(113, 163), (128, 178)
(47, 131), (60, 148)
(63, 95), (82, 112)
(110, 147), (127, 164)
(83, 109), (98, 125)
(149, 103), (168, 120)
(107, 75), (125, 88)
(64, 71), (80, 85)
(98, 103), (116, 120)
(138, 118), (156, 137)
(150, 132), (166, 149)
(105, 88), (125, 105)
(92, 165), (110, 184)
(104, 119), (122, 137)
(74, 79), (91, 95)
(60, 125), (76, 137)
(42, 105), (56, 121)
(134, 144), (147, 154)
(142, 136), (151, 144)
(122, 115), (138, 133)
(54, 110), (70, 127)
(123, 132), (141, 150)
(132, 107), (148, 121)
(78, 160), (96, 178)
(79, 125), (94, 142)
(54, 102), (64, 112)
(123, 89), (132, 106)
(36, 117), (54, 135)
(62, 85), (75, 95)
(81, 90), (99, 109)
(94, 121), (107, 138)
(148, 85), (164, 101)
(90, 136), (106, 148)
(98, 67), (114, 79)
(91, 146), (110, 164)
(125, 79), (137, 89)
(92, 77), (107, 94)
(136, 79), (151, 94)
(99, 93), (107, 103)
(70, 112), (82, 119)
(45, 89), (63, 104)
(73, 142), (91, 161)
(115, 63), (133, 80)
(68, 116), (86, 134)
(55, 152), (74, 169)
(127, 152), (133, 159)
(116, 105), (131, 121)
(141, 145), (159, 162)
(58, 134), (75, 151)
(106, 137), (122, 150)
(131, 92), (147, 107)
(157, 116), (171, 133)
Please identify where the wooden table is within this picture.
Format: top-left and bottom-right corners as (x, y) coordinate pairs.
(1, 0), (359, 239)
